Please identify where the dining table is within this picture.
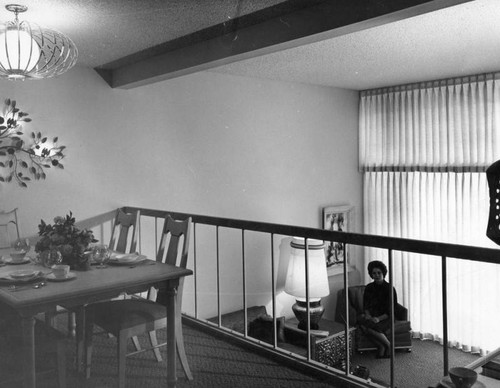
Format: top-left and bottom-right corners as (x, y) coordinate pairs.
(0, 252), (193, 388)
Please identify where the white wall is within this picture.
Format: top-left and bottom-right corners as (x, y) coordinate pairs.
(0, 66), (361, 317)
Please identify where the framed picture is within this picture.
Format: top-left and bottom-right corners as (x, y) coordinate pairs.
(322, 205), (353, 267)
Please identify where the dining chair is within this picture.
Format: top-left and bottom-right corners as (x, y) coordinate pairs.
(84, 215), (193, 387)
(57, 208), (141, 330)
(0, 208), (20, 250)
(47, 208), (140, 373)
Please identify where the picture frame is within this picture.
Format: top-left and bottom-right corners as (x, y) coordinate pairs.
(322, 205), (353, 267)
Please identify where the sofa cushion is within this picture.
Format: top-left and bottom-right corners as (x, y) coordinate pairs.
(391, 320), (412, 334)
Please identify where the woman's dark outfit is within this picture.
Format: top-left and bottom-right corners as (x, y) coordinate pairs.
(360, 280), (397, 333)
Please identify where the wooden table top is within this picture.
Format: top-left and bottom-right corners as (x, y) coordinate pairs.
(0, 255), (192, 315)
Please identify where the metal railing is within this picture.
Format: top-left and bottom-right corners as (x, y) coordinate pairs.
(123, 206), (500, 388)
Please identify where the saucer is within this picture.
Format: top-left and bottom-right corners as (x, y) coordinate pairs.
(46, 272), (76, 282)
(4, 256), (31, 265)
(440, 376), (486, 388)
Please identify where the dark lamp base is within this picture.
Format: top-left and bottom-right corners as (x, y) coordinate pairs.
(292, 300), (325, 330)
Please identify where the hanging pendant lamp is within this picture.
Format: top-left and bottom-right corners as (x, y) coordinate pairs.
(0, 4), (77, 80)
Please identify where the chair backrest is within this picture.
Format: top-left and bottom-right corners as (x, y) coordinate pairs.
(153, 215), (192, 305)
(108, 209), (140, 253)
(156, 215), (191, 268)
(0, 208), (20, 249)
(335, 285), (365, 326)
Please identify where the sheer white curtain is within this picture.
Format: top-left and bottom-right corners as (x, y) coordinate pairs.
(360, 75), (500, 354)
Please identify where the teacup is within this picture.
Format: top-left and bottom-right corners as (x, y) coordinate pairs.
(52, 264), (70, 279)
(10, 250), (27, 263)
(449, 367), (477, 388)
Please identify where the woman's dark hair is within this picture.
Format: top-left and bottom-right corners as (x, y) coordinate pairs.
(367, 260), (387, 278)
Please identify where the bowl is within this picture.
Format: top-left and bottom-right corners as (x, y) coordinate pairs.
(449, 367), (477, 388)
(10, 250), (27, 262)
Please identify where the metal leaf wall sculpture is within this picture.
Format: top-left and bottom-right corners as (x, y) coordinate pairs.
(0, 99), (65, 187)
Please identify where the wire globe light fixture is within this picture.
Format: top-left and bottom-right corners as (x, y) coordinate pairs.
(0, 4), (77, 80)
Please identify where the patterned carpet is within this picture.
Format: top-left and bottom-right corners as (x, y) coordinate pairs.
(0, 319), (485, 388)
(350, 339), (480, 388)
(0, 322), (338, 388)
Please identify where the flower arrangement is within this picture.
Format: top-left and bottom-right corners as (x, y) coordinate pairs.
(35, 212), (98, 268)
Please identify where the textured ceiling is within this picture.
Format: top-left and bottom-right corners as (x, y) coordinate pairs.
(2, 0), (497, 90)
(0, 0), (291, 67)
(212, 0), (500, 90)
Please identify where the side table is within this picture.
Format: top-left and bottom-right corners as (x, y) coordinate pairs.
(283, 317), (356, 369)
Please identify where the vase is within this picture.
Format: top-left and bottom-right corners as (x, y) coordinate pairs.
(40, 249), (63, 268)
(64, 252), (91, 271)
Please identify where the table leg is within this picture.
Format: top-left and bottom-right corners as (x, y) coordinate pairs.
(75, 306), (85, 373)
(166, 287), (177, 388)
(20, 316), (36, 388)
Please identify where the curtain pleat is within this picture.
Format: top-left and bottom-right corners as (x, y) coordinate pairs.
(360, 74), (500, 354)
(360, 76), (500, 172)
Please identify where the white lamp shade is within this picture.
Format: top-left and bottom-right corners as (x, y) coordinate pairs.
(0, 27), (40, 74)
(284, 237), (330, 301)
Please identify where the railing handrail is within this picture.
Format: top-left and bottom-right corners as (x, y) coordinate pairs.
(123, 206), (500, 263)
(466, 347), (500, 370)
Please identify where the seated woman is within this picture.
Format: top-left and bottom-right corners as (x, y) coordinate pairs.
(359, 260), (397, 358)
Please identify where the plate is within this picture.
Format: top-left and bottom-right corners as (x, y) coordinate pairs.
(440, 376), (486, 388)
(9, 270), (37, 279)
(4, 257), (31, 265)
(108, 254), (147, 266)
(46, 272), (77, 282)
(0, 271), (43, 284)
(109, 253), (139, 263)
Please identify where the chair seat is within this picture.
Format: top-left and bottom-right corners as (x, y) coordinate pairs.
(91, 299), (167, 335)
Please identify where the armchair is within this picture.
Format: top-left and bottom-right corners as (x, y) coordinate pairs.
(334, 285), (412, 353)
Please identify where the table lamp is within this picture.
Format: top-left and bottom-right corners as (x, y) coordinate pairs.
(284, 237), (330, 330)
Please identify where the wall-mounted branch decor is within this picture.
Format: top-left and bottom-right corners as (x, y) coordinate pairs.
(0, 99), (65, 187)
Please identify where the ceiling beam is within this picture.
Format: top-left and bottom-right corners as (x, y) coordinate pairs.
(95, 0), (473, 89)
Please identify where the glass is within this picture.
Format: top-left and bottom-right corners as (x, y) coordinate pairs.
(14, 237), (31, 253)
(92, 244), (110, 269)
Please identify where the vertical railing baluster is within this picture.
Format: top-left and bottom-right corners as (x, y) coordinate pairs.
(138, 213), (142, 252)
(305, 238), (311, 360)
(193, 223), (198, 319)
(242, 229), (247, 337)
(216, 226), (221, 326)
(388, 249), (395, 388)
(442, 255), (449, 376)
(271, 233), (277, 347)
(343, 243), (350, 376)
(154, 217), (158, 258)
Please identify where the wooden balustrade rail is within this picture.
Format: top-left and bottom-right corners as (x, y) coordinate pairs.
(123, 205), (500, 388)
